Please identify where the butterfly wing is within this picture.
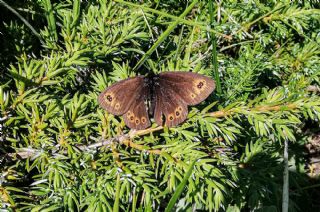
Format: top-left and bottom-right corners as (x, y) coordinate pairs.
(154, 71), (215, 127)
(98, 76), (144, 115)
(158, 71), (215, 105)
(154, 86), (188, 127)
(123, 89), (151, 130)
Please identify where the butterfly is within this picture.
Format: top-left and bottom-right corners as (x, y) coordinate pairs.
(98, 71), (215, 130)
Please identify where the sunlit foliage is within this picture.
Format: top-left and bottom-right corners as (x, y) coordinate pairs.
(1, 0), (320, 211)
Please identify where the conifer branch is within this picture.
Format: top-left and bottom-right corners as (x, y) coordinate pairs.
(5, 100), (312, 160)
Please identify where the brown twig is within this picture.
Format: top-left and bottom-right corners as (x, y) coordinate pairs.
(6, 148), (40, 160)
(307, 85), (320, 93)
(4, 102), (306, 160)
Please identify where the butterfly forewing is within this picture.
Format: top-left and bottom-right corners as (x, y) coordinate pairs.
(98, 76), (144, 115)
(158, 72), (215, 105)
(123, 90), (151, 130)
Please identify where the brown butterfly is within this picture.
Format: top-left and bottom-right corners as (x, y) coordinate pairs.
(98, 71), (215, 130)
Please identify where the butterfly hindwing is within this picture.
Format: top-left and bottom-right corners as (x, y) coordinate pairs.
(154, 86), (188, 127)
(123, 90), (151, 130)
(98, 76), (144, 115)
(158, 71), (215, 105)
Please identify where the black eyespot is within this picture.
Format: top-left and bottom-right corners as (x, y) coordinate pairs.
(135, 119), (140, 124)
(130, 116), (134, 120)
(176, 111), (180, 116)
(106, 95), (112, 102)
(197, 82), (204, 89)
(169, 116), (174, 121)
(141, 117), (146, 123)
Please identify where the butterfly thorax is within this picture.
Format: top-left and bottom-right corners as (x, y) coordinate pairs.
(144, 75), (160, 115)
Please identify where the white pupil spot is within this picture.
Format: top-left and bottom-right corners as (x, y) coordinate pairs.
(197, 82), (204, 88)
(106, 95), (112, 102)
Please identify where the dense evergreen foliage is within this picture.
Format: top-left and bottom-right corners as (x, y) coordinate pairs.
(1, 0), (320, 211)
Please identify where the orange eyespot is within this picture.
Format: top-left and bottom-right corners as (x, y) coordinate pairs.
(178, 107), (183, 111)
(194, 80), (206, 93)
(129, 116), (134, 121)
(115, 103), (120, 109)
(141, 117), (146, 123)
(135, 118), (140, 124)
(191, 93), (196, 98)
(106, 95), (112, 102)
(197, 82), (204, 89)
(169, 115), (174, 121)
(175, 111), (180, 117)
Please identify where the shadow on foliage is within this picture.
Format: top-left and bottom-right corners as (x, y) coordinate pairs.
(232, 138), (320, 212)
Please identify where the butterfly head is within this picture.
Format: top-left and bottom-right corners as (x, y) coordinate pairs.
(144, 74), (160, 86)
